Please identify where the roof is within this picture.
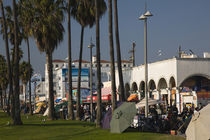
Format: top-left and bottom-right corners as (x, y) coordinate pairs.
(73, 60), (90, 63)
(121, 60), (132, 63)
(100, 60), (111, 63)
(53, 59), (65, 63)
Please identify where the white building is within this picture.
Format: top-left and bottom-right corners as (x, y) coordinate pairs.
(45, 57), (133, 100)
(116, 54), (210, 113)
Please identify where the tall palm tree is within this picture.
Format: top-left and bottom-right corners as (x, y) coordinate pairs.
(26, 0), (65, 120)
(72, 0), (106, 121)
(67, 0), (75, 120)
(18, 0), (34, 115)
(19, 61), (33, 107)
(12, 0), (23, 125)
(0, 0), (13, 116)
(95, 0), (101, 128)
(108, 0), (116, 112)
(113, 0), (125, 101)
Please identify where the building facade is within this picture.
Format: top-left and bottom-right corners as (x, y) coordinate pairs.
(116, 56), (210, 113)
(45, 57), (133, 100)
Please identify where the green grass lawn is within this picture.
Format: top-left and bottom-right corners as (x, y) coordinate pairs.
(0, 111), (185, 140)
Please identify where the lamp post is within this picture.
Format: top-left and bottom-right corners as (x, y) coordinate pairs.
(88, 41), (95, 121)
(139, 10), (153, 118)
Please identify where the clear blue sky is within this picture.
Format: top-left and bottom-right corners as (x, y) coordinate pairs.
(1, 0), (210, 76)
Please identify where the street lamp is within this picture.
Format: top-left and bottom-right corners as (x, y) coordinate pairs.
(139, 10), (153, 118)
(88, 41), (95, 121)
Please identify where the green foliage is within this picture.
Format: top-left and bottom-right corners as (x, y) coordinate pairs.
(0, 5), (23, 46)
(19, 0), (65, 53)
(19, 61), (33, 85)
(71, 0), (107, 28)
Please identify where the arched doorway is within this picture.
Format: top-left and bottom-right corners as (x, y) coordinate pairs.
(139, 81), (145, 98)
(169, 77), (176, 106)
(180, 75), (210, 91)
(131, 82), (138, 92)
(149, 80), (156, 98)
(158, 78), (168, 112)
(125, 83), (130, 99)
(180, 75), (210, 111)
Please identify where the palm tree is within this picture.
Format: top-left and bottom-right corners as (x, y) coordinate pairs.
(0, 0), (13, 116)
(18, 0), (34, 115)
(108, 0), (116, 112)
(72, 0), (106, 121)
(19, 61), (33, 108)
(67, 0), (76, 120)
(12, 0), (23, 125)
(25, 0), (65, 120)
(95, 0), (101, 128)
(72, 0), (96, 121)
(113, 0), (125, 101)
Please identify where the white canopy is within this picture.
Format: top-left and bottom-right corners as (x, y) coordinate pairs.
(185, 104), (210, 140)
(135, 98), (161, 108)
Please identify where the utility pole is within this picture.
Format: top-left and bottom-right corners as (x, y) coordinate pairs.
(129, 42), (135, 67)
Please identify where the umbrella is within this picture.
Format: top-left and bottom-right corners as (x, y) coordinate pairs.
(102, 102), (123, 129)
(110, 102), (137, 133)
(135, 98), (161, 108)
(185, 104), (210, 140)
(127, 94), (138, 101)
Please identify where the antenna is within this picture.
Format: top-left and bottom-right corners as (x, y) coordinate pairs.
(179, 45), (182, 58)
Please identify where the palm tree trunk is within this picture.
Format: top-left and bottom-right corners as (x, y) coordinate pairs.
(113, 0), (125, 101)
(26, 38), (33, 115)
(108, 0), (116, 112)
(0, 0), (13, 116)
(0, 90), (3, 109)
(46, 52), (55, 120)
(95, 0), (102, 128)
(24, 83), (27, 106)
(76, 26), (84, 121)
(12, 0), (22, 125)
(67, 0), (74, 120)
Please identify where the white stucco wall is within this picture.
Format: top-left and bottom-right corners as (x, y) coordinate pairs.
(177, 58), (210, 86)
(116, 57), (210, 91)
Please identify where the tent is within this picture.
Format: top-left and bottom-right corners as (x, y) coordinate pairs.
(185, 104), (210, 140)
(110, 102), (137, 133)
(135, 98), (161, 108)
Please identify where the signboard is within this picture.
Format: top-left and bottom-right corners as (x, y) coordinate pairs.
(62, 68), (89, 88)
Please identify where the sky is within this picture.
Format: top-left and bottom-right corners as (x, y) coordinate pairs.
(1, 0), (210, 77)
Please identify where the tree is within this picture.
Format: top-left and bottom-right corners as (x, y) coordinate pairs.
(0, 54), (8, 110)
(12, 0), (23, 125)
(113, 0), (125, 101)
(72, 0), (106, 121)
(108, 0), (116, 113)
(19, 61), (33, 107)
(0, 0), (13, 116)
(26, 0), (65, 120)
(67, 0), (76, 120)
(18, 0), (34, 115)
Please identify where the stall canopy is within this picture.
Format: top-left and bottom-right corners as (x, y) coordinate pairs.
(186, 104), (210, 140)
(135, 98), (161, 108)
(87, 87), (113, 103)
(110, 102), (137, 133)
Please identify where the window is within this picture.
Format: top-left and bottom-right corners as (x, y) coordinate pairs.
(124, 64), (126, 67)
(56, 64), (58, 68)
(84, 64), (87, 67)
(106, 64), (109, 67)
